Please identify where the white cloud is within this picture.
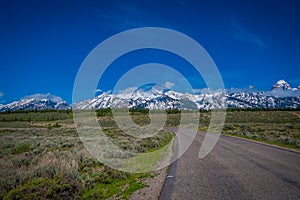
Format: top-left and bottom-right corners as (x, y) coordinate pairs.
(225, 87), (300, 97)
(117, 87), (137, 95)
(94, 89), (102, 93)
(265, 89), (300, 97)
(165, 81), (175, 89)
(22, 93), (63, 103)
(231, 20), (265, 48)
(116, 87), (137, 99)
(227, 88), (256, 93)
(193, 88), (225, 94)
(193, 88), (210, 94)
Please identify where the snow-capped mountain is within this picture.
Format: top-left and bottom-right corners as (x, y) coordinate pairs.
(0, 93), (70, 112)
(270, 79), (300, 92)
(271, 79), (291, 90)
(72, 83), (226, 110)
(73, 80), (300, 110)
(1, 80), (300, 112)
(226, 91), (300, 108)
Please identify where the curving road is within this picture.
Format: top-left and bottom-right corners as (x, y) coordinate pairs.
(160, 128), (300, 200)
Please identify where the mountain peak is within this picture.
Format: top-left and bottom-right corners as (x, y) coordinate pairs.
(2, 80), (300, 112)
(0, 93), (69, 112)
(271, 79), (291, 90)
(131, 83), (170, 99)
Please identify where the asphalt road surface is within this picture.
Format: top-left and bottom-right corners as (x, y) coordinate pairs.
(160, 128), (300, 200)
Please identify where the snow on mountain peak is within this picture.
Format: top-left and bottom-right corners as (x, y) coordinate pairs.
(22, 93), (63, 103)
(2, 80), (300, 112)
(132, 83), (170, 97)
(0, 93), (69, 112)
(271, 79), (291, 90)
(277, 80), (288, 84)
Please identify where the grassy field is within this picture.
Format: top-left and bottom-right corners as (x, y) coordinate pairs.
(0, 112), (173, 199)
(221, 110), (300, 149)
(0, 110), (299, 199)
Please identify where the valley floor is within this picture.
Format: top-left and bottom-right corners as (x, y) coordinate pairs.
(0, 110), (299, 199)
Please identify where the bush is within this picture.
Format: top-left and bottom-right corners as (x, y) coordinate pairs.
(10, 143), (32, 154)
(4, 177), (82, 200)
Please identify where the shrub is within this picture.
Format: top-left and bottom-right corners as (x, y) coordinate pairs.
(10, 143), (32, 154)
(4, 177), (82, 200)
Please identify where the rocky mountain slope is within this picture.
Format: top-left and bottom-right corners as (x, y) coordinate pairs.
(1, 80), (300, 112)
(0, 93), (70, 112)
(73, 80), (300, 110)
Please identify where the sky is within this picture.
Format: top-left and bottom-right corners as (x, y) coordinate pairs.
(0, 0), (300, 104)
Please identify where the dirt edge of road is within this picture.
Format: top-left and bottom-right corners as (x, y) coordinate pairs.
(129, 137), (175, 200)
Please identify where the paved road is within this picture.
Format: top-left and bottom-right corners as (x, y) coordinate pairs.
(160, 128), (300, 200)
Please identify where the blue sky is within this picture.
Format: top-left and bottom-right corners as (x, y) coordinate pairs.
(0, 0), (300, 103)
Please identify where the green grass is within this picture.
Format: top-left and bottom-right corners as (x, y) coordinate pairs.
(82, 175), (148, 200)
(224, 132), (300, 150)
(10, 143), (33, 154)
(1, 110), (299, 199)
(221, 111), (300, 150)
(0, 112), (174, 199)
(4, 177), (82, 200)
(0, 111), (71, 122)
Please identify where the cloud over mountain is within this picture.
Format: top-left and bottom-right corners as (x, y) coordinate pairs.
(165, 81), (175, 89)
(22, 93), (63, 103)
(1, 80), (300, 112)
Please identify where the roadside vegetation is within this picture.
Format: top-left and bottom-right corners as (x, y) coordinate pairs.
(221, 109), (300, 150)
(0, 110), (172, 199)
(0, 108), (299, 199)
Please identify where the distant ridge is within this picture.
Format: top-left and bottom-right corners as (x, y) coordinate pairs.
(271, 79), (291, 90)
(1, 80), (300, 112)
(0, 93), (70, 112)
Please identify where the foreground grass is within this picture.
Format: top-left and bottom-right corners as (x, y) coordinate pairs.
(0, 113), (173, 199)
(221, 111), (300, 150)
(1, 109), (299, 199)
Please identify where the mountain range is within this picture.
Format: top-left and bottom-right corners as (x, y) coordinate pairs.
(1, 80), (300, 112)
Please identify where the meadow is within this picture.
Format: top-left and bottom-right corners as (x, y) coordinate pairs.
(0, 109), (299, 199)
(221, 110), (300, 149)
(0, 111), (173, 199)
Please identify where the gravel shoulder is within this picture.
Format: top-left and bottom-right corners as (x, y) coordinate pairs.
(130, 138), (174, 200)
